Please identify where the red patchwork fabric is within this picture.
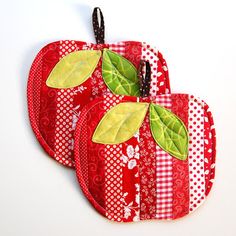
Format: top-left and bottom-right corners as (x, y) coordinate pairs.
(74, 93), (216, 222)
(27, 7), (216, 223)
(171, 94), (190, 219)
(28, 41), (171, 168)
(139, 107), (157, 220)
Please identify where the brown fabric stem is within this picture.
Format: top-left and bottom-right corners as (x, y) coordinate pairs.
(138, 60), (151, 97)
(92, 7), (105, 44)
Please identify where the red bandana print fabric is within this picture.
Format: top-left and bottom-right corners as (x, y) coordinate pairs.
(74, 93), (216, 222)
(27, 41), (171, 168)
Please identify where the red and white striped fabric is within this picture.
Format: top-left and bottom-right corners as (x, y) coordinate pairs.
(28, 40), (171, 168)
(74, 93), (216, 222)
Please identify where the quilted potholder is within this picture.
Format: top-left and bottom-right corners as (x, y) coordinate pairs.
(27, 8), (171, 167)
(74, 94), (216, 222)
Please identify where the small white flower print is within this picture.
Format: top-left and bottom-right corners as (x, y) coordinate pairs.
(121, 154), (128, 164)
(124, 206), (131, 219)
(135, 193), (140, 205)
(123, 145), (139, 169)
(124, 200), (133, 219)
(127, 145), (134, 158)
(135, 183), (140, 192)
(134, 146), (139, 159)
(71, 105), (81, 130)
(133, 131), (140, 142)
(133, 215), (139, 222)
(133, 210), (140, 222)
(74, 86), (87, 94)
(128, 159), (137, 169)
(127, 145), (139, 159)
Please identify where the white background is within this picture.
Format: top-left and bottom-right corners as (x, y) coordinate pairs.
(0, 0), (236, 235)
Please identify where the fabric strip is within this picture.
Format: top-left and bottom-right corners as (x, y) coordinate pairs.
(121, 43), (141, 222)
(30, 51), (42, 126)
(203, 103), (213, 195)
(79, 111), (89, 187)
(171, 94), (190, 219)
(124, 41), (142, 69)
(157, 51), (171, 94)
(39, 42), (59, 152)
(104, 94), (123, 222)
(139, 97), (157, 220)
(53, 40), (78, 167)
(188, 95), (205, 212)
(204, 103), (216, 196)
(141, 43), (170, 96)
(86, 100), (106, 208)
(109, 42), (126, 55)
(122, 127), (140, 222)
(155, 94), (173, 220)
(141, 42), (158, 96)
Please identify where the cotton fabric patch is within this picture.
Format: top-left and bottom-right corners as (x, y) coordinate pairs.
(27, 41), (171, 167)
(46, 50), (101, 89)
(92, 102), (149, 144)
(74, 93), (216, 222)
(27, 7), (216, 223)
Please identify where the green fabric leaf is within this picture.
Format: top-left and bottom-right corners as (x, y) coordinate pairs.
(92, 102), (149, 144)
(46, 50), (101, 89)
(149, 103), (188, 160)
(102, 49), (140, 96)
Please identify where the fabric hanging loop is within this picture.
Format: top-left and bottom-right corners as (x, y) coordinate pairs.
(92, 7), (105, 44)
(138, 60), (151, 97)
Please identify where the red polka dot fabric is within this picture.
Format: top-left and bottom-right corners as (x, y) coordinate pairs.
(27, 40), (171, 168)
(74, 93), (216, 222)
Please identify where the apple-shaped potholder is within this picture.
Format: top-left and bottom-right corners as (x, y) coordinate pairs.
(74, 84), (216, 221)
(27, 7), (171, 167)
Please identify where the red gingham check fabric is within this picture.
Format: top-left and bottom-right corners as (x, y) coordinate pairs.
(155, 94), (173, 220)
(155, 95), (172, 107)
(109, 42), (126, 55)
